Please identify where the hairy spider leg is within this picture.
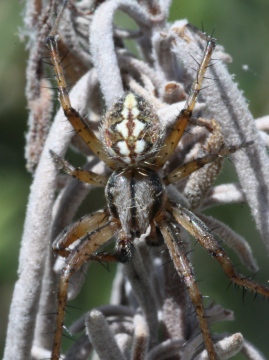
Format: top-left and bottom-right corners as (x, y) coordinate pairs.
(46, 33), (116, 170)
(155, 38), (216, 168)
(53, 210), (110, 257)
(163, 141), (253, 185)
(51, 219), (119, 360)
(50, 150), (108, 187)
(172, 205), (269, 298)
(158, 219), (218, 359)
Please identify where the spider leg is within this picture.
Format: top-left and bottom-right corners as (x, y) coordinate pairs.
(46, 28), (116, 169)
(158, 218), (218, 360)
(50, 150), (108, 187)
(163, 142), (252, 185)
(171, 204), (269, 297)
(53, 209), (110, 257)
(51, 220), (119, 360)
(155, 38), (216, 168)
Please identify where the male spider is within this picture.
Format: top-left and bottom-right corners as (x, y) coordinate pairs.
(46, 4), (269, 360)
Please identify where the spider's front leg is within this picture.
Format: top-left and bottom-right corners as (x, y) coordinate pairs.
(158, 218), (218, 360)
(53, 210), (110, 257)
(172, 204), (269, 299)
(51, 216), (119, 360)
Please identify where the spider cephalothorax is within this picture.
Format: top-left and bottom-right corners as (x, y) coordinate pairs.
(105, 165), (166, 261)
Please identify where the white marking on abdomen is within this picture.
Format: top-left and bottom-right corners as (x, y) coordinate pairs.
(133, 119), (146, 137)
(135, 139), (146, 154)
(116, 120), (129, 139)
(117, 140), (130, 156)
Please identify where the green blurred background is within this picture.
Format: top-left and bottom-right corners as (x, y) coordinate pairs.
(1, 0), (269, 358)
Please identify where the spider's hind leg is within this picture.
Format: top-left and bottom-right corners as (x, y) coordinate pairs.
(154, 37), (216, 168)
(46, 9), (115, 169)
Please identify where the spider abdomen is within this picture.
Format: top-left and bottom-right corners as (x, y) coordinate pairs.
(105, 167), (165, 238)
(101, 92), (162, 165)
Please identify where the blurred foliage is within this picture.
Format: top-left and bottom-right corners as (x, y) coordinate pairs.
(0, 1), (30, 357)
(1, 0), (269, 358)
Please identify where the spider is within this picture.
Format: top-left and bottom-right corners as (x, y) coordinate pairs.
(46, 4), (269, 360)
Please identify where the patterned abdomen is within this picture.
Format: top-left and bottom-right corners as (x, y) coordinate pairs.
(101, 92), (162, 165)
